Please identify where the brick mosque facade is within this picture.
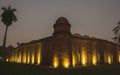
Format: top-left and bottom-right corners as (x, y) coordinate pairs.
(6, 17), (120, 68)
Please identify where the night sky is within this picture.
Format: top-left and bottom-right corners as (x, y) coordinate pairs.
(0, 0), (120, 47)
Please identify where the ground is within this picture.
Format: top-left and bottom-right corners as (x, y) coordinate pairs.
(0, 62), (120, 75)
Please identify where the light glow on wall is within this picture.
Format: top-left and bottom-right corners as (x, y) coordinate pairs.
(77, 52), (80, 63)
(23, 51), (26, 63)
(27, 52), (30, 64)
(72, 54), (76, 67)
(16, 52), (21, 63)
(92, 55), (97, 65)
(108, 55), (112, 64)
(119, 55), (120, 63)
(15, 52), (17, 62)
(6, 58), (9, 62)
(9, 51), (21, 63)
(37, 46), (41, 64)
(81, 47), (87, 66)
(118, 51), (120, 62)
(18, 51), (21, 63)
(53, 55), (59, 68)
(92, 50), (97, 65)
(31, 52), (35, 64)
(63, 57), (70, 68)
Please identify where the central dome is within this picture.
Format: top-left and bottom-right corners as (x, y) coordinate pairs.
(56, 17), (69, 24)
(53, 17), (71, 35)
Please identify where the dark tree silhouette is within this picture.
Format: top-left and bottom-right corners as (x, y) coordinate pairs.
(1, 5), (17, 47)
(112, 21), (120, 44)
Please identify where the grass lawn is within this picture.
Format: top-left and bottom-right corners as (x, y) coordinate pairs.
(0, 62), (120, 75)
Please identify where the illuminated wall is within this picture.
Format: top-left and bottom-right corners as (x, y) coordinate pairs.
(7, 43), (42, 65)
(53, 54), (71, 68)
(71, 37), (120, 67)
(7, 36), (120, 68)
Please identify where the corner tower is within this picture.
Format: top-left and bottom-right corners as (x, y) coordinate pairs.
(53, 17), (71, 36)
(53, 17), (72, 68)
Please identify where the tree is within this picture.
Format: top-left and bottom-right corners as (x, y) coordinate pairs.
(1, 5), (17, 47)
(112, 21), (120, 44)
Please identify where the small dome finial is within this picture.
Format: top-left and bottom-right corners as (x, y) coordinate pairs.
(56, 17), (69, 24)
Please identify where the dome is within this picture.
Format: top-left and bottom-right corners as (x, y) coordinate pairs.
(83, 35), (90, 38)
(56, 17), (69, 24)
(73, 33), (82, 37)
(53, 17), (71, 35)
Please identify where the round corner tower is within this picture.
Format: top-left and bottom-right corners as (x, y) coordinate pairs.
(52, 17), (72, 68)
(53, 17), (71, 36)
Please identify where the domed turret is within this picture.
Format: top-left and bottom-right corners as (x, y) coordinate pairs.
(53, 17), (71, 36)
(55, 17), (69, 24)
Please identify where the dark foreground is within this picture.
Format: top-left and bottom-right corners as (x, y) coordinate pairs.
(0, 62), (120, 75)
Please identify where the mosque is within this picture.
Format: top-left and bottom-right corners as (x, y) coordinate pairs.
(6, 17), (120, 68)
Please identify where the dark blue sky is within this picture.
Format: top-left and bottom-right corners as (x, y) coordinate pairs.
(0, 0), (120, 47)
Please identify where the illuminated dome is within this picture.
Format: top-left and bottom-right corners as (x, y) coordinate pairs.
(56, 17), (69, 24)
